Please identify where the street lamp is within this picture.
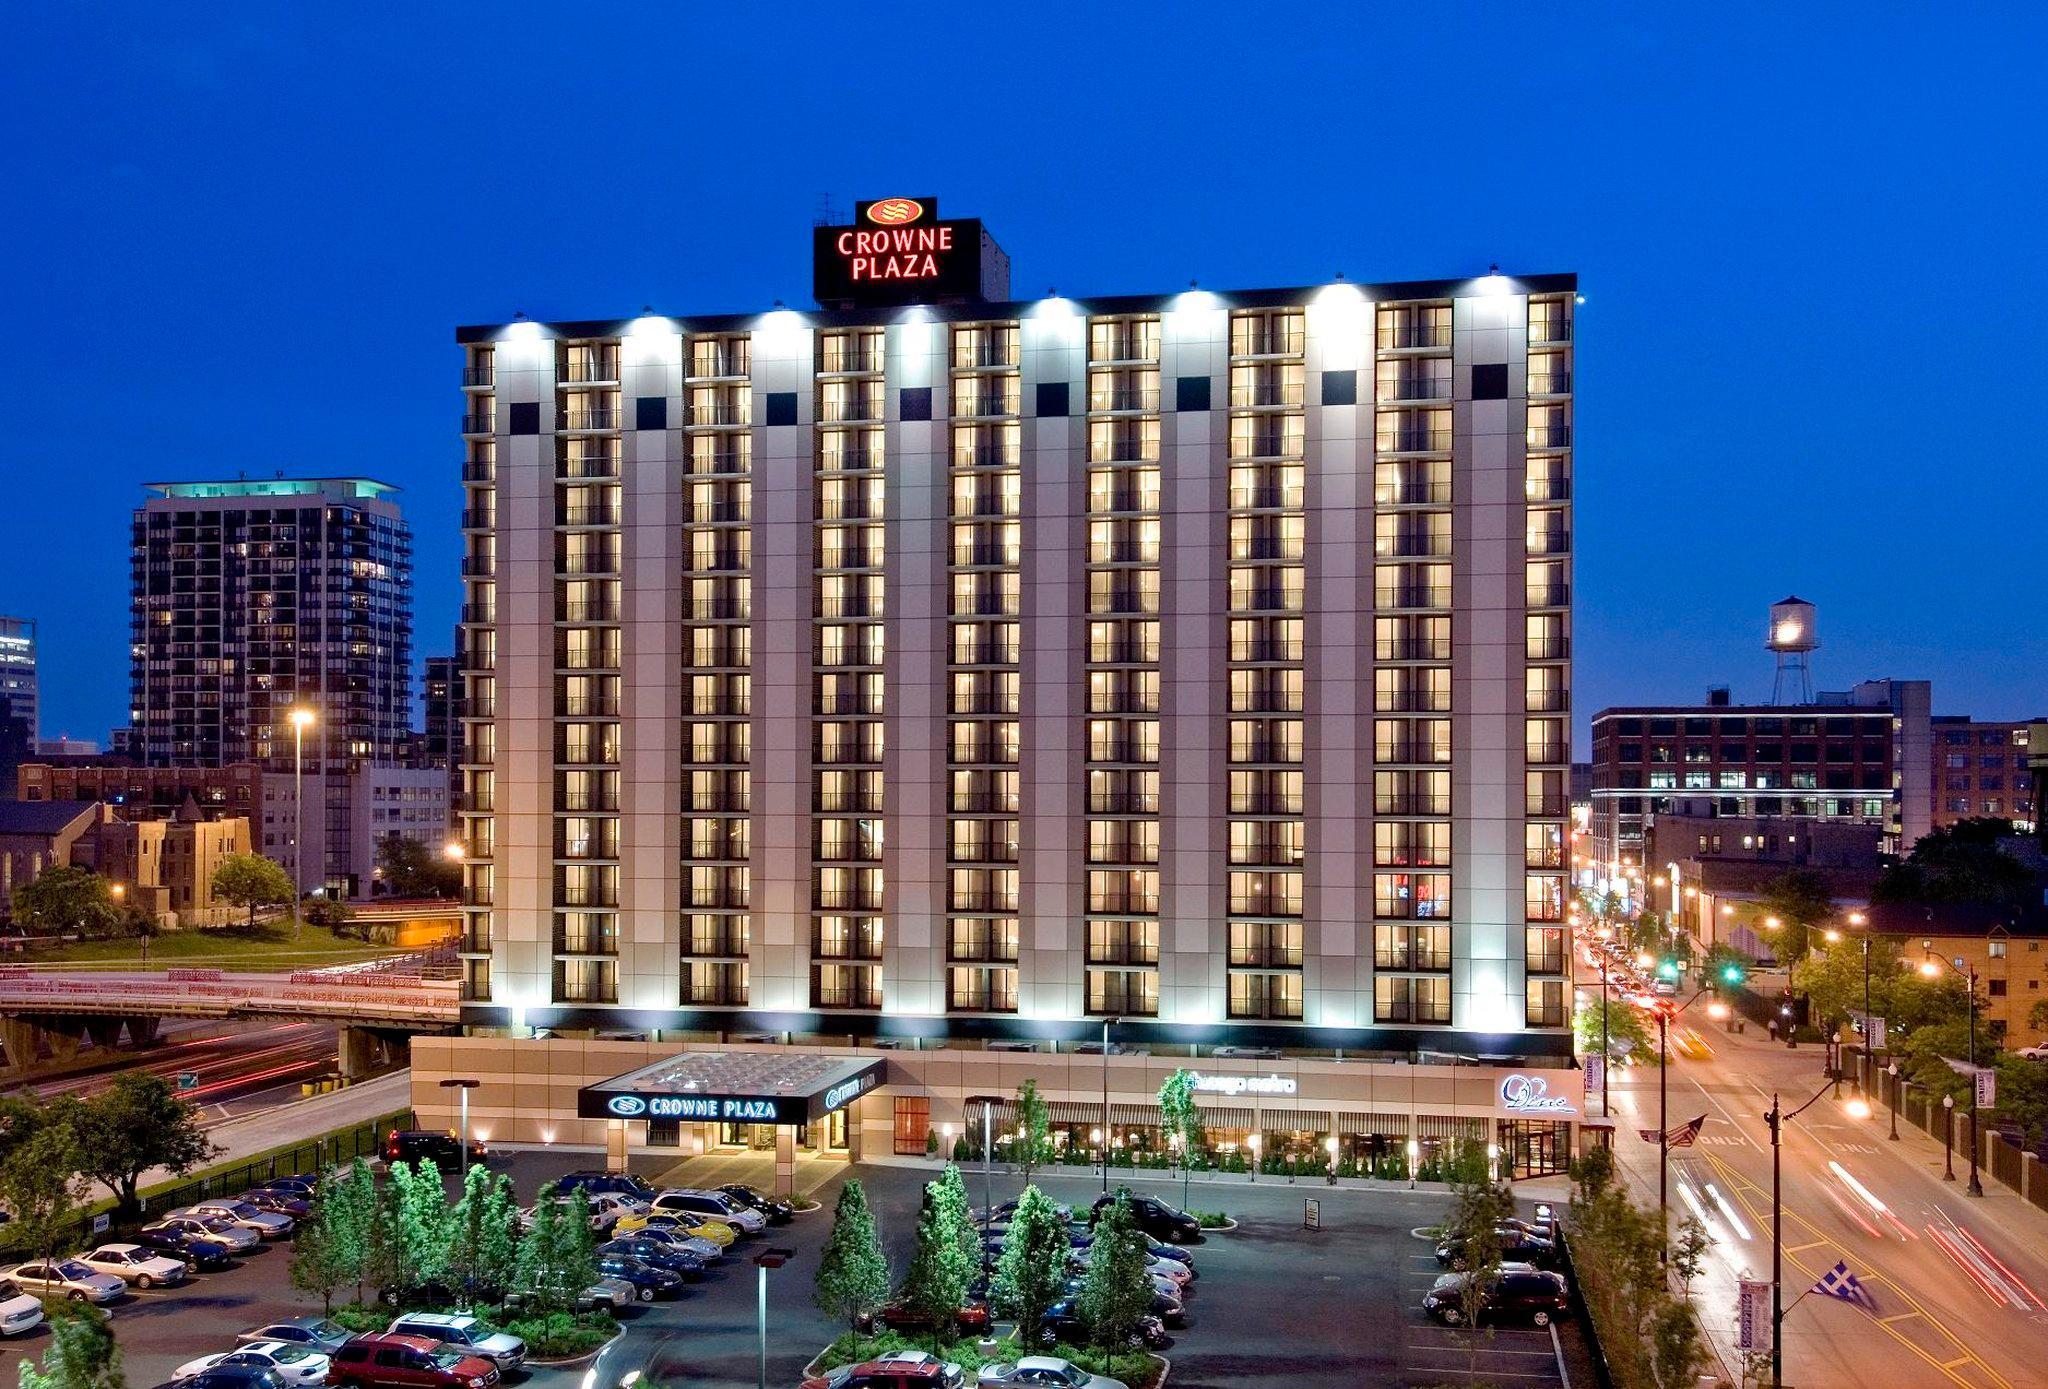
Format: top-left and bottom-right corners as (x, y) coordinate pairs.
(1942, 1094), (1956, 1181)
(752, 1248), (795, 1389)
(1098, 1016), (1119, 1193)
(1766, 1083), (1867, 1389)
(1887, 1061), (1901, 1141)
(442, 840), (464, 862)
(964, 1094), (1001, 1238)
(1246, 1131), (1262, 1183)
(288, 705), (317, 936)
(1920, 953), (1984, 1196)
(1598, 948), (1612, 1117)
(438, 1078), (480, 1177)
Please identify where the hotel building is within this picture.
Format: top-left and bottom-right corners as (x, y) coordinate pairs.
(434, 203), (1586, 1175)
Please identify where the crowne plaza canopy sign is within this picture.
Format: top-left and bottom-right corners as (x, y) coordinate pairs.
(578, 1051), (885, 1126)
(813, 197), (1011, 308)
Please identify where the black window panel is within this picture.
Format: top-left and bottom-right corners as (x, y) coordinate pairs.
(1470, 362), (1508, 400)
(900, 386), (932, 421)
(762, 391), (799, 426)
(635, 396), (667, 430)
(1175, 375), (1211, 412)
(508, 401), (540, 435)
(1320, 369), (1358, 406)
(1035, 381), (1070, 417)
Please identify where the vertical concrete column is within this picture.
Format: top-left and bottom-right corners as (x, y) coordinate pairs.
(605, 1118), (630, 1172)
(337, 1025), (376, 1079)
(774, 1124), (797, 1198)
(126, 1016), (161, 1047)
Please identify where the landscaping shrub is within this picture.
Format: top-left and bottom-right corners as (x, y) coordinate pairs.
(329, 1302), (390, 1334)
(501, 1309), (619, 1359)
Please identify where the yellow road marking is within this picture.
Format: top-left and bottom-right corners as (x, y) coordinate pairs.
(1702, 1151), (2010, 1389)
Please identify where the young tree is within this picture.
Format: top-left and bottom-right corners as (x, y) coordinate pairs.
(10, 866), (122, 940)
(209, 852), (295, 927)
(1671, 1216), (1710, 1300)
(1757, 869), (1834, 961)
(1156, 1069), (1206, 1207)
(1442, 1147), (1515, 1349)
(932, 1164), (981, 1275)
(560, 1188), (599, 1295)
(1077, 1191), (1153, 1351)
(813, 1177), (890, 1331)
(17, 1300), (123, 1389)
(301, 896), (357, 933)
(448, 1163), (518, 1307)
(334, 1157), (386, 1305)
(1014, 1078), (1052, 1189)
(386, 1158), (454, 1297)
(290, 1187), (353, 1312)
(902, 1179), (975, 1351)
(69, 1072), (218, 1220)
(1574, 993), (1654, 1064)
(513, 1183), (597, 1313)
(990, 1185), (1068, 1346)
(0, 1120), (89, 1266)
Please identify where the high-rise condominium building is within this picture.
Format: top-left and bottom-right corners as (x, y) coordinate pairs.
(455, 202), (1575, 1060)
(130, 478), (413, 891)
(0, 617), (37, 791)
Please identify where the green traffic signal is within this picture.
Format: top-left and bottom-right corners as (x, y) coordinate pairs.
(1656, 959), (1679, 980)
(1720, 963), (1744, 985)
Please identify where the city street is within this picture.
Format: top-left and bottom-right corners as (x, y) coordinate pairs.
(0, 1150), (1593, 1389)
(9, 1021), (343, 1122)
(1608, 1017), (2048, 1389)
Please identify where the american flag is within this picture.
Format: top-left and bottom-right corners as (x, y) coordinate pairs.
(1813, 1260), (1874, 1308)
(1636, 1114), (1707, 1147)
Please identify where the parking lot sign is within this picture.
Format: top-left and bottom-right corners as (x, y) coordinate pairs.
(1302, 1198), (1321, 1231)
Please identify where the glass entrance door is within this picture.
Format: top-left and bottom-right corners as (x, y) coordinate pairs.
(1501, 1119), (1568, 1178)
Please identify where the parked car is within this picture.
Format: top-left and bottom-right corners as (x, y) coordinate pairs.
(800, 1351), (965, 1389)
(1035, 1299), (1171, 1352)
(256, 1177), (321, 1202)
(614, 1210), (735, 1246)
(648, 1188), (766, 1234)
(1, 1259), (126, 1304)
(856, 1296), (991, 1337)
(238, 1319), (352, 1355)
(978, 1356), (1126, 1389)
(168, 1368), (288, 1389)
(599, 1237), (706, 1280)
(242, 1189), (313, 1221)
(178, 1199), (294, 1240)
(325, 1333), (499, 1389)
(78, 1243), (189, 1288)
(573, 1275), (642, 1314)
(153, 1214), (259, 1254)
(1056, 1276), (1183, 1328)
(716, 1183), (795, 1224)
(1435, 1227), (1559, 1269)
(1089, 1192), (1201, 1244)
(592, 1253), (684, 1301)
(555, 1170), (657, 1201)
(1422, 1264), (1571, 1327)
(627, 1223), (724, 1263)
(384, 1314), (525, 1373)
(0, 1280), (44, 1339)
(175, 1343), (331, 1387)
(135, 1222), (237, 1269)
(381, 1130), (486, 1169)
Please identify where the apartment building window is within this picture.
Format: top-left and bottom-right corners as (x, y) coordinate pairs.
(1375, 975), (1451, 1024)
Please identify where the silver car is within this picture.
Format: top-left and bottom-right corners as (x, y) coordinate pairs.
(1, 1259), (125, 1304)
(979, 1357), (1128, 1389)
(183, 1198), (294, 1239)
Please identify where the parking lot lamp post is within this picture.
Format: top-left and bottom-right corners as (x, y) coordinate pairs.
(965, 1094), (1001, 1234)
(1767, 1084), (1867, 1389)
(1921, 953), (1983, 1196)
(1099, 1016), (1118, 1193)
(438, 1077), (479, 1178)
(752, 1249), (794, 1389)
(288, 705), (316, 936)
(1405, 1138), (1418, 1190)
(1942, 1095), (1956, 1180)
(1851, 911), (1871, 1095)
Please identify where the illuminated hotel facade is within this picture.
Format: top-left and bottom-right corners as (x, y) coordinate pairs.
(452, 202), (1577, 1066)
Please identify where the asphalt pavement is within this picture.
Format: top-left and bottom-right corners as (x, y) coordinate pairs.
(1607, 1017), (2048, 1389)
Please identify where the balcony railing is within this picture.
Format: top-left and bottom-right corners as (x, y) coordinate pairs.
(691, 403), (752, 427)
(561, 360), (620, 384)
(1091, 490), (1163, 513)
(1377, 587), (1451, 609)
(1232, 330), (1304, 357)
(690, 597), (751, 620)
(1377, 429), (1452, 453)
(461, 461), (495, 482)
(819, 399), (880, 424)
(562, 410), (621, 431)
(560, 506), (620, 527)
(1382, 375), (1451, 402)
(684, 499), (751, 523)
(462, 366), (494, 388)
(1379, 323), (1451, 350)
(1089, 388), (1161, 413)
(1529, 317), (1573, 345)
(1528, 372), (1573, 396)
(1527, 424), (1573, 450)
(1228, 486), (1305, 510)
(461, 413), (495, 434)
(818, 348), (880, 375)
(559, 600), (620, 622)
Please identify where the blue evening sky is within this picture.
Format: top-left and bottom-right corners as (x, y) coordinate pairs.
(3, 3), (2043, 747)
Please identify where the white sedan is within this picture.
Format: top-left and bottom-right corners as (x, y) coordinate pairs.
(78, 1243), (189, 1288)
(0, 1283), (43, 1339)
(175, 1342), (331, 1386)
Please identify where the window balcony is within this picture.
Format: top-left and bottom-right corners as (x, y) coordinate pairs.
(1382, 375), (1451, 403)
(1526, 584), (1572, 608)
(460, 556), (495, 577)
(461, 460), (496, 483)
(561, 409), (621, 432)
(1527, 424), (1573, 450)
(690, 597), (752, 620)
(1230, 329), (1304, 358)
(1377, 428), (1452, 454)
(1228, 384), (1304, 409)
(1528, 371), (1572, 397)
(691, 403), (753, 427)
(811, 986), (883, 1011)
(953, 544), (1022, 568)
(1376, 587), (1451, 610)
(560, 360), (620, 385)
(1088, 388), (1161, 413)
(684, 498), (751, 524)
(1378, 323), (1451, 350)
(461, 413), (495, 435)
(818, 347), (880, 375)
(558, 599), (620, 622)
(819, 399), (880, 424)
(1090, 490), (1163, 514)
(1087, 792), (1160, 814)
(462, 366), (494, 389)
(957, 395), (1019, 419)
(1227, 485), (1306, 510)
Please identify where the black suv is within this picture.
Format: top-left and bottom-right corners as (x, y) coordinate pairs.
(1423, 1265), (1570, 1327)
(1090, 1191), (1201, 1243)
(1038, 1298), (1173, 1350)
(382, 1130), (486, 1168)
(557, 1170), (657, 1201)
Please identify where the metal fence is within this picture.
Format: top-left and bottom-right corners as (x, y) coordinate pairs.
(1553, 1229), (1618, 1389)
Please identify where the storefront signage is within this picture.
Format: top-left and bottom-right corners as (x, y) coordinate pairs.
(1500, 1074), (1579, 1116)
(813, 197), (1006, 307)
(1189, 1071), (1297, 1097)
(822, 1067), (882, 1114)
(580, 1057), (885, 1126)
(604, 1094), (779, 1122)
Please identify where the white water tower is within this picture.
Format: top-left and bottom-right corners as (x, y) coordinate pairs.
(1767, 596), (1818, 704)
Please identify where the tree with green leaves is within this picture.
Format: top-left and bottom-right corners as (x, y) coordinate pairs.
(813, 1177), (890, 1331)
(376, 834), (463, 899)
(1078, 1191), (1154, 1351)
(10, 865), (122, 940)
(1442, 1147), (1515, 1353)
(70, 1072), (218, 1220)
(1156, 1069), (1205, 1206)
(448, 1163), (519, 1307)
(1791, 933), (1904, 1038)
(1567, 1146), (1707, 1389)
(1874, 819), (2034, 907)
(17, 1300), (123, 1389)
(210, 852), (295, 927)
(333, 1158), (385, 1305)
(903, 1177), (976, 1350)
(386, 1158), (454, 1297)
(512, 1183), (598, 1314)
(990, 1185), (1068, 1346)
(1014, 1078), (1051, 1189)
(1575, 992), (1655, 1065)
(0, 1117), (89, 1266)
(1757, 869), (1834, 961)
(932, 1164), (980, 1276)
(290, 1183), (354, 1313)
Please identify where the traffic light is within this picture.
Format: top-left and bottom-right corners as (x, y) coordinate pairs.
(1720, 962), (1745, 986)
(1656, 958), (1680, 981)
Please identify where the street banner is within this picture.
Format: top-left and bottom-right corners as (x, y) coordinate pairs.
(1977, 1069), (1997, 1109)
(1867, 1016), (1886, 1050)
(1585, 1053), (1605, 1096)
(1737, 1278), (1771, 1351)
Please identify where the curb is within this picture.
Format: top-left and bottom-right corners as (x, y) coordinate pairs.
(524, 1327), (624, 1369)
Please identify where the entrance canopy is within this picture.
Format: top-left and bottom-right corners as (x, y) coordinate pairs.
(577, 1051), (885, 1126)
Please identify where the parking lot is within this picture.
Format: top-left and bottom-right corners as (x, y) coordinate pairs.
(0, 1154), (1593, 1389)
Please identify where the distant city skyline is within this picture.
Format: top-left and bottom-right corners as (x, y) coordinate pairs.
(4, 5), (2044, 746)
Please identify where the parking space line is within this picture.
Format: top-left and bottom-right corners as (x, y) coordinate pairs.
(1399, 1367), (1559, 1381)
(1405, 1344), (1558, 1356)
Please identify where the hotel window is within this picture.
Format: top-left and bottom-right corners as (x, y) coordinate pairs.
(1229, 971), (1303, 1020)
(1526, 979), (1567, 1027)
(1375, 974), (1451, 1024)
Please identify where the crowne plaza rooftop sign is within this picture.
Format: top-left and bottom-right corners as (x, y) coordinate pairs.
(813, 197), (1010, 308)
